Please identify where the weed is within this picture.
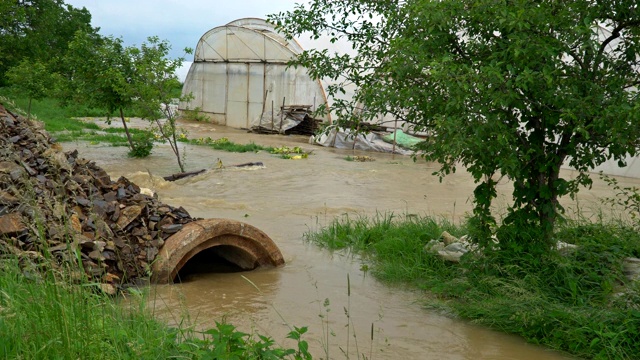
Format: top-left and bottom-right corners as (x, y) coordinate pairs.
(180, 106), (210, 122)
(600, 172), (640, 226)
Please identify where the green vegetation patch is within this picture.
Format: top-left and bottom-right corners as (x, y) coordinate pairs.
(187, 137), (273, 153)
(270, 146), (311, 159)
(305, 213), (640, 359)
(0, 259), (312, 359)
(1, 90), (156, 157)
(53, 127), (153, 147)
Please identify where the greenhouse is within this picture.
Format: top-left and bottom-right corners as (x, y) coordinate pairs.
(179, 18), (330, 130)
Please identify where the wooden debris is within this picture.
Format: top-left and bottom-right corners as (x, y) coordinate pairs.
(163, 169), (206, 181)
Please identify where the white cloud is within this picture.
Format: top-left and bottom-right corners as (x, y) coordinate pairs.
(64, 1), (355, 83)
(65, 0), (306, 59)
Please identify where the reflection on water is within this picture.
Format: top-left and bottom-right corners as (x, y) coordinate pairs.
(60, 119), (638, 359)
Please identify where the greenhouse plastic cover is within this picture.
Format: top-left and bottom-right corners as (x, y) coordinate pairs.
(311, 126), (414, 155)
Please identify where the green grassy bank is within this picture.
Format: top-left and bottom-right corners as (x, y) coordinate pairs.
(305, 213), (640, 359)
(0, 258), (311, 359)
(0, 90), (278, 156)
(0, 89), (151, 146)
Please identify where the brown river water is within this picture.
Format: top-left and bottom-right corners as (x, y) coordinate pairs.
(63, 119), (640, 359)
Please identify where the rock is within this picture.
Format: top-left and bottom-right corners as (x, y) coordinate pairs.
(0, 191), (19, 204)
(444, 242), (469, 253)
(99, 283), (117, 295)
(0, 161), (25, 181)
(438, 250), (464, 263)
(88, 249), (105, 261)
(150, 238), (164, 248)
(75, 196), (91, 207)
(116, 205), (143, 229)
(93, 241), (106, 252)
(147, 247), (159, 262)
(49, 243), (70, 252)
(104, 273), (120, 283)
(0, 212), (27, 235)
(160, 223), (183, 234)
(91, 199), (109, 217)
(20, 160), (37, 176)
(623, 257), (640, 282)
(440, 231), (458, 246)
(70, 213), (82, 232)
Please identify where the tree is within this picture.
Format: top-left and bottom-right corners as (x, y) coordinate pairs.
(62, 31), (138, 151)
(0, 0), (95, 85)
(5, 59), (58, 119)
(271, 1), (640, 251)
(128, 36), (192, 173)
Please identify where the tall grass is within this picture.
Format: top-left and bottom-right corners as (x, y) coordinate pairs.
(0, 257), (316, 359)
(305, 212), (640, 359)
(306, 213), (462, 285)
(0, 259), (183, 359)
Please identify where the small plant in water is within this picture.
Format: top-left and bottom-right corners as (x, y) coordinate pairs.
(128, 130), (155, 158)
(271, 146), (311, 160)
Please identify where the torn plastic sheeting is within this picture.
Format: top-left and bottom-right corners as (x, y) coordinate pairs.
(381, 129), (424, 149)
(310, 126), (414, 155)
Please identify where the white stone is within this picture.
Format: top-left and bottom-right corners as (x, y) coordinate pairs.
(445, 242), (469, 253)
(440, 231), (458, 245)
(140, 187), (155, 197)
(437, 250), (463, 263)
(623, 257), (640, 282)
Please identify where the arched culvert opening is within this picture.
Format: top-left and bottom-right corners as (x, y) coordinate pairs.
(174, 246), (246, 282)
(151, 218), (285, 284)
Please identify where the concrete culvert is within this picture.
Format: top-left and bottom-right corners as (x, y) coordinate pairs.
(151, 218), (285, 283)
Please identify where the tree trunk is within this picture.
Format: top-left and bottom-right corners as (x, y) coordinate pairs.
(120, 107), (135, 149)
(163, 169), (205, 181)
(155, 117), (185, 173)
(538, 157), (566, 245)
(171, 122), (185, 173)
(27, 98), (32, 120)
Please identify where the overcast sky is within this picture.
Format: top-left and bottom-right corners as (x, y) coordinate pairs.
(64, 0), (309, 79)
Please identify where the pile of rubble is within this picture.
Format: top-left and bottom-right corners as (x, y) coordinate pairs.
(0, 104), (198, 291)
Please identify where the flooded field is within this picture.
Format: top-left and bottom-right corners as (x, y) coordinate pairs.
(61, 119), (638, 359)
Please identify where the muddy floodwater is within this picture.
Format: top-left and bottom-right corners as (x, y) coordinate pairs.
(63, 119), (640, 359)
